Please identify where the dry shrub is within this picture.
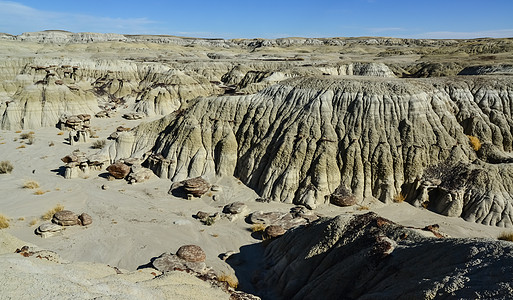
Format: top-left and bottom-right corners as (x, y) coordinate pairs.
(0, 214), (9, 228)
(0, 161), (13, 174)
(29, 219), (38, 226)
(498, 232), (513, 242)
(251, 223), (266, 232)
(467, 135), (482, 151)
(217, 273), (238, 289)
(49, 141), (55, 147)
(15, 130), (21, 133)
(393, 193), (405, 203)
(91, 139), (106, 149)
(18, 217), (25, 221)
(57, 131), (64, 135)
(23, 180), (40, 189)
(42, 204), (64, 220)
(357, 205), (370, 211)
(20, 132), (33, 139)
(17, 145), (26, 149)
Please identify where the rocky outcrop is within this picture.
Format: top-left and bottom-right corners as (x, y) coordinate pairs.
(254, 212), (513, 299)
(122, 76), (513, 226)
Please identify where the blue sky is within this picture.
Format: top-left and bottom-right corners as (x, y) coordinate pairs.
(1, 0), (512, 39)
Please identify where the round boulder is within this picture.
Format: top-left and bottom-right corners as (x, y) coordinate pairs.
(176, 245), (206, 262)
(106, 162), (131, 179)
(265, 225), (286, 239)
(79, 213), (93, 226)
(52, 210), (79, 226)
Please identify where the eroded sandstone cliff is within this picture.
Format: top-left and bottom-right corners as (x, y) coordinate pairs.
(113, 75), (513, 226)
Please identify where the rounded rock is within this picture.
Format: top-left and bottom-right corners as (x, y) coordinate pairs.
(176, 245), (206, 262)
(265, 225), (286, 239)
(52, 210), (79, 226)
(79, 213), (93, 226)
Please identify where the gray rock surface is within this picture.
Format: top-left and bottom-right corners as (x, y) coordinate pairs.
(255, 212), (513, 299)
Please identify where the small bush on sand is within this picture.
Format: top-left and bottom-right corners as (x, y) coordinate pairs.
(23, 180), (40, 189)
(251, 223), (266, 232)
(393, 193), (405, 203)
(0, 161), (14, 174)
(29, 219), (38, 226)
(467, 135), (482, 151)
(20, 132), (33, 139)
(91, 139), (106, 149)
(217, 273), (238, 289)
(202, 216), (215, 226)
(17, 145), (25, 149)
(42, 204), (64, 220)
(0, 214), (9, 229)
(34, 189), (50, 195)
(498, 232), (513, 242)
(57, 131), (64, 135)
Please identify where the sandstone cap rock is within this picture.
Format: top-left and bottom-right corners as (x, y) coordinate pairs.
(176, 245), (206, 262)
(106, 162), (131, 179)
(52, 210), (79, 226)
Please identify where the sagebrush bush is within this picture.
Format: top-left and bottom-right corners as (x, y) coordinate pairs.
(0, 214), (9, 229)
(393, 193), (405, 203)
(91, 139), (106, 149)
(467, 135), (482, 151)
(0, 161), (13, 174)
(23, 180), (40, 189)
(498, 232), (513, 242)
(42, 204), (64, 220)
(217, 273), (238, 289)
(251, 223), (266, 232)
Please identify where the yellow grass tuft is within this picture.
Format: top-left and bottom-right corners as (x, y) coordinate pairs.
(0, 214), (10, 229)
(393, 193), (405, 203)
(217, 273), (238, 289)
(34, 189), (48, 195)
(18, 217), (25, 221)
(467, 135), (482, 151)
(29, 219), (38, 226)
(357, 205), (370, 211)
(251, 223), (266, 232)
(42, 204), (64, 220)
(17, 145), (26, 149)
(15, 130), (21, 133)
(57, 131), (64, 135)
(498, 232), (513, 242)
(23, 180), (40, 189)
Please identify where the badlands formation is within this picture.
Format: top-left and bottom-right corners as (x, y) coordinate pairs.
(1, 31), (513, 299)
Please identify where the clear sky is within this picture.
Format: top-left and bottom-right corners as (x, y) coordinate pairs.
(1, 0), (512, 39)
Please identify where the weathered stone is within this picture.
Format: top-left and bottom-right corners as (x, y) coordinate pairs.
(152, 252), (207, 274)
(211, 185), (222, 192)
(106, 162), (130, 179)
(78, 213), (92, 226)
(52, 210), (79, 226)
(223, 202), (248, 215)
(264, 225), (286, 239)
(176, 245), (206, 262)
(194, 211), (210, 220)
(127, 166), (153, 184)
(330, 185), (357, 207)
(182, 177), (211, 197)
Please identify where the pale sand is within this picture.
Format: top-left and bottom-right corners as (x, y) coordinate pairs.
(0, 104), (509, 288)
